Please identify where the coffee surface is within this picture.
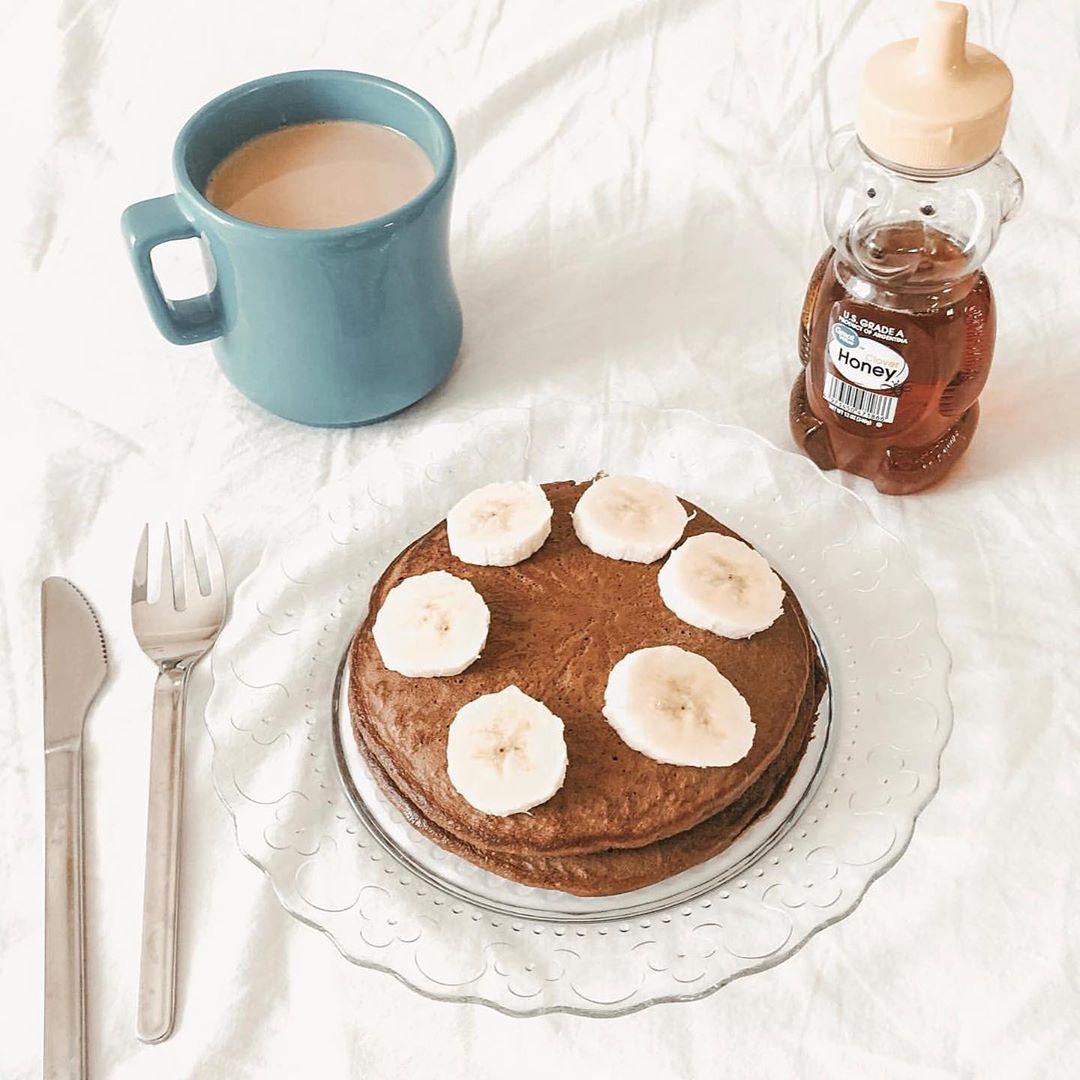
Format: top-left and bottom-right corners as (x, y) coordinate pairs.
(204, 119), (434, 229)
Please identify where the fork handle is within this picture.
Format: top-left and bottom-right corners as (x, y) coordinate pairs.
(137, 667), (188, 1044)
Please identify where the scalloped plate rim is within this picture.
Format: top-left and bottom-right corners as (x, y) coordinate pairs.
(204, 402), (954, 1017)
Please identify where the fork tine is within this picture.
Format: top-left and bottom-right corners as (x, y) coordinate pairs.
(200, 516), (226, 598)
(159, 523), (177, 610)
(131, 523), (150, 604)
(181, 520), (202, 608)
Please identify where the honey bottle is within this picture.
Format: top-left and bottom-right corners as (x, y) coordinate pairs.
(790, 2), (1022, 494)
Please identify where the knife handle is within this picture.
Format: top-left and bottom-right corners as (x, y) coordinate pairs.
(137, 667), (188, 1044)
(44, 743), (86, 1080)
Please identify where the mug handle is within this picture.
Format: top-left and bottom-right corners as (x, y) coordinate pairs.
(121, 195), (223, 345)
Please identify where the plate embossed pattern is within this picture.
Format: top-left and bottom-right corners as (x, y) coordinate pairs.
(206, 403), (952, 1016)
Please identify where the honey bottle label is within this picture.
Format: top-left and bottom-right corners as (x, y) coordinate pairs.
(822, 307), (910, 429)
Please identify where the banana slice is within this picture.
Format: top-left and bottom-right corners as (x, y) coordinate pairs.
(446, 685), (568, 816)
(447, 481), (553, 566)
(602, 645), (754, 768)
(572, 475), (688, 563)
(372, 570), (490, 677)
(658, 533), (784, 639)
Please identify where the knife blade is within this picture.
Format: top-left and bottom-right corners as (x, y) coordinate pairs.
(41, 577), (107, 1080)
(42, 578), (107, 749)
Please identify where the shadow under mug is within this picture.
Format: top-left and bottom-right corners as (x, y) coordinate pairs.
(121, 70), (462, 427)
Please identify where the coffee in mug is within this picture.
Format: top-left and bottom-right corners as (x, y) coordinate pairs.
(203, 119), (435, 229)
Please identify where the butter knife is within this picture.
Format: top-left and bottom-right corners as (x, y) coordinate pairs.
(41, 578), (107, 1080)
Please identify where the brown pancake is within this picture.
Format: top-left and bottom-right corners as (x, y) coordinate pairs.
(350, 480), (816, 858)
(350, 657), (824, 896)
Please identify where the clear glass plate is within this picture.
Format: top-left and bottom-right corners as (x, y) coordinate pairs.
(205, 402), (952, 1017)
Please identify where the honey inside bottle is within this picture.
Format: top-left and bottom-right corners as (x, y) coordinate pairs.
(791, 224), (996, 495)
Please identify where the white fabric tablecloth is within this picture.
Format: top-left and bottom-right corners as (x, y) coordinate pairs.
(3, 1), (1078, 1076)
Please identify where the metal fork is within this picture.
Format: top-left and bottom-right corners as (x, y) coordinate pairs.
(131, 519), (227, 1044)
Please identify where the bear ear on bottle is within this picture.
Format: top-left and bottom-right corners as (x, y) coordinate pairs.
(790, 1), (1023, 495)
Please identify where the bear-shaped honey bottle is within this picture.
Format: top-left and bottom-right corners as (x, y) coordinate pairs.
(790, 2), (1022, 494)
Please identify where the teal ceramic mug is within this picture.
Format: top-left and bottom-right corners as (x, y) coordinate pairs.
(121, 70), (462, 427)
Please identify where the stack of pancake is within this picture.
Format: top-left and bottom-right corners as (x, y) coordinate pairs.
(349, 481), (825, 897)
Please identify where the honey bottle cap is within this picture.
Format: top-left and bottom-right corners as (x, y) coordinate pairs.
(856, 2), (1013, 172)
